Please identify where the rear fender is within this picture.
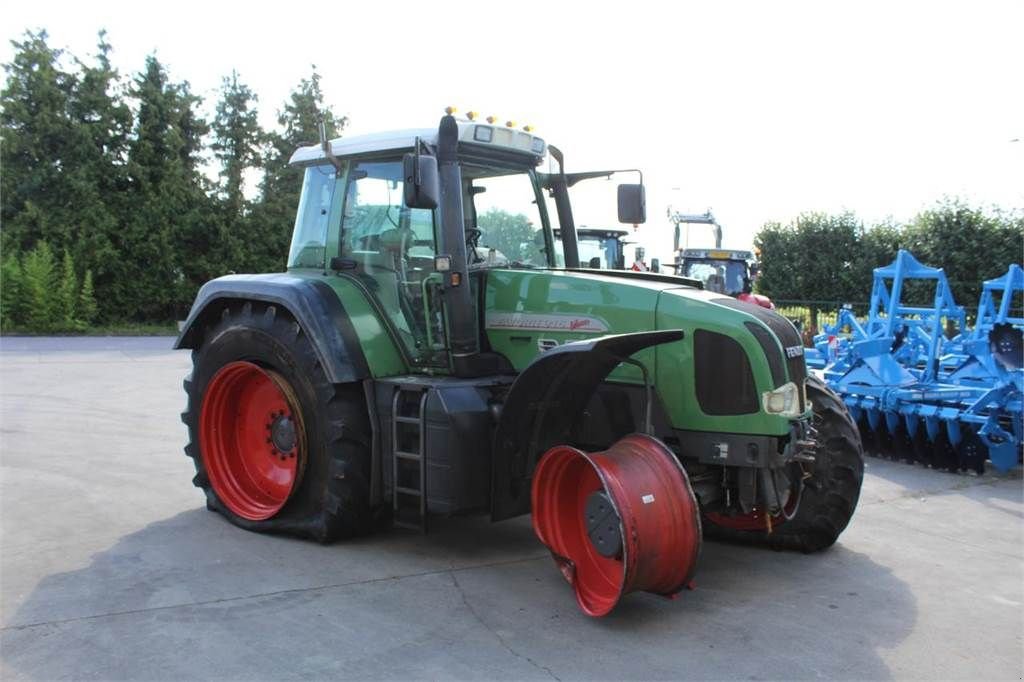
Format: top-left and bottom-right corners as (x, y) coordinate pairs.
(175, 274), (370, 384)
(490, 330), (684, 521)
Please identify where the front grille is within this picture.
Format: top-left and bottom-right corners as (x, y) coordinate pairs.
(745, 321), (786, 388)
(694, 329), (759, 415)
(712, 298), (807, 411)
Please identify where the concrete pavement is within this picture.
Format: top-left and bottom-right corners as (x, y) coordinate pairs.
(1, 337), (1021, 680)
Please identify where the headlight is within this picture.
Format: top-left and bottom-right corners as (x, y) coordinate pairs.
(762, 382), (802, 417)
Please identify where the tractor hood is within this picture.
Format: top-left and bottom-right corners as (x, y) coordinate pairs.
(484, 267), (745, 353)
(484, 269), (703, 358)
(485, 267), (806, 435)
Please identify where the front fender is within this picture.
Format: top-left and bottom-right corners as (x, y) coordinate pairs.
(175, 274), (370, 384)
(490, 329), (684, 521)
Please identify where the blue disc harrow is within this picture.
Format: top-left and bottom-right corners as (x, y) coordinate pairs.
(808, 251), (1022, 473)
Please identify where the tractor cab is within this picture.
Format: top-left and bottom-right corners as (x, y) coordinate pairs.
(285, 113), (648, 374)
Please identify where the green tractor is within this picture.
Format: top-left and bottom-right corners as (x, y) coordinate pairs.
(176, 111), (863, 616)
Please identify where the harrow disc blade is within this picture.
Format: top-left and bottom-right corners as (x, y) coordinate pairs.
(874, 419), (896, 459)
(911, 428), (934, 468)
(956, 428), (988, 475)
(891, 423), (917, 464)
(857, 415), (877, 457)
(931, 431), (959, 473)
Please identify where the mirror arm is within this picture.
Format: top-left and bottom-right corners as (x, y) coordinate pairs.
(411, 137), (433, 185)
(565, 168), (643, 188)
(412, 137), (420, 185)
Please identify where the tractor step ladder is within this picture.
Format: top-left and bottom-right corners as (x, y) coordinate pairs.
(392, 386), (428, 532)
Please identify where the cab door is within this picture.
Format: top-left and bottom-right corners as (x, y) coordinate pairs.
(338, 158), (448, 369)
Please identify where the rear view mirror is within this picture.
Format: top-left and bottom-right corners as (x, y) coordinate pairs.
(403, 153), (439, 209)
(617, 184), (646, 224)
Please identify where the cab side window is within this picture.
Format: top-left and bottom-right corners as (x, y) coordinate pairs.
(288, 165), (342, 268)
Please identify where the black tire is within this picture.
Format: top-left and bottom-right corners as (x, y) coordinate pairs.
(705, 375), (865, 552)
(181, 301), (373, 542)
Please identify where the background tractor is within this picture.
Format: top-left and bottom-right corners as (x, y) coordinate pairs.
(554, 226), (631, 270)
(176, 111), (863, 616)
(677, 247), (773, 309)
(669, 209), (774, 309)
(554, 226), (663, 272)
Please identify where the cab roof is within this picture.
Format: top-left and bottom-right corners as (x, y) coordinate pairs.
(288, 121), (547, 166)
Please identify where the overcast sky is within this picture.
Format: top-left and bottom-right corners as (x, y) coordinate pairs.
(3, 0), (1022, 260)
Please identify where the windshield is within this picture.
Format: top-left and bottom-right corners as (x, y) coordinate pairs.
(464, 167), (560, 268)
(682, 258), (749, 295)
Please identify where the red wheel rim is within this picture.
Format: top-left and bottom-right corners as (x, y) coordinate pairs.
(532, 434), (701, 617)
(199, 361), (305, 521)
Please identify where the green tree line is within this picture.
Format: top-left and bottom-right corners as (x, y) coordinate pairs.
(4, 31), (1021, 335)
(754, 203), (1023, 329)
(1, 29), (345, 331)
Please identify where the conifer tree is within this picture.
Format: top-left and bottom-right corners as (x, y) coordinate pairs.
(262, 68), (345, 203)
(64, 31), (132, 319)
(1, 253), (25, 330)
(0, 31), (76, 254)
(120, 55), (212, 320)
(78, 269), (98, 327)
(1, 30), (133, 322)
(211, 71), (264, 272)
(212, 70), (263, 216)
(22, 242), (57, 331)
(56, 250), (79, 329)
